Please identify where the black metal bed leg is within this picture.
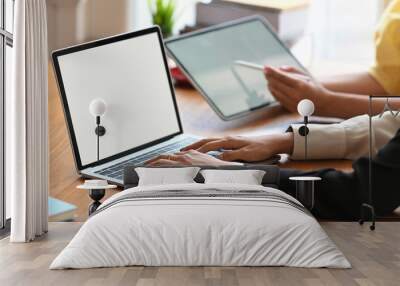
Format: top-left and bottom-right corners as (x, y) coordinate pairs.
(359, 203), (375, 231)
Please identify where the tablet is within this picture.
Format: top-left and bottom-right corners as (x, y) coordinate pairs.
(165, 16), (308, 120)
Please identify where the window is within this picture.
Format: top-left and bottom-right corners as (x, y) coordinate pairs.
(0, 0), (13, 231)
(305, 0), (383, 66)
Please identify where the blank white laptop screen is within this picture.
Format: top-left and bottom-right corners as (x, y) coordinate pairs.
(56, 31), (181, 167)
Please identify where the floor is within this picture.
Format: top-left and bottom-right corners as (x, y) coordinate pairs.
(1, 222), (399, 286)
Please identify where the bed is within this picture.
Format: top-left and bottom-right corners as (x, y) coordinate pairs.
(50, 165), (350, 269)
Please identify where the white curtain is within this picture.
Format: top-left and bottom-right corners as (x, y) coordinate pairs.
(9, 0), (49, 242)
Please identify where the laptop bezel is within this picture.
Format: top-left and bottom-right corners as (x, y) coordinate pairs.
(52, 26), (184, 172)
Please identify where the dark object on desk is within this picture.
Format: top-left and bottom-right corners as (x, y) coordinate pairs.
(170, 66), (193, 87)
(196, 0), (310, 46)
(123, 164), (280, 189)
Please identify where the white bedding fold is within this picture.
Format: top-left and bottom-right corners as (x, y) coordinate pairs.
(50, 183), (350, 269)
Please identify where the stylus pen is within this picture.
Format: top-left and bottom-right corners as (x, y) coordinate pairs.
(234, 60), (315, 81)
(234, 60), (265, 71)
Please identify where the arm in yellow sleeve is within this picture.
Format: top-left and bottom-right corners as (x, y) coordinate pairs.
(369, 1), (400, 95)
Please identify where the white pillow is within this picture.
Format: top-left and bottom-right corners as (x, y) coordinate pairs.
(135, 167), (200, 186)
(200, 169), (266, 185)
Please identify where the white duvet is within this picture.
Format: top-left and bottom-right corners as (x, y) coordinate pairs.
(50, 183), (350, 269)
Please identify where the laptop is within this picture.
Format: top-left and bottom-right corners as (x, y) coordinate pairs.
(52, 27), (199, 186)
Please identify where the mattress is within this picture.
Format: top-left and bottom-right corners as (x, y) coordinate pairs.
(50, 183), (350, 269)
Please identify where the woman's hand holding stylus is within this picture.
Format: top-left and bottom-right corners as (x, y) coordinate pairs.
(264, 66), (332, 115)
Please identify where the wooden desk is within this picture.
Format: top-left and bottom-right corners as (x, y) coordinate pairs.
(48, 65), (352, 221)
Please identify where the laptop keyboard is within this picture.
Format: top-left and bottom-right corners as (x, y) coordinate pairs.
(94, 137), (198, 181)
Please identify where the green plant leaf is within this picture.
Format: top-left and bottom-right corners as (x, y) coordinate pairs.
(147, 0), (176, 37)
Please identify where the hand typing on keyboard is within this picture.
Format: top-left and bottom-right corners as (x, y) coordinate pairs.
(95, 137), (200, 179)
(180, 135), (291, 163)
(146, 149), (242, 166)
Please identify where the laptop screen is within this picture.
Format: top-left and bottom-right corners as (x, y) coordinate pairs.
(53, 28), (182, 169)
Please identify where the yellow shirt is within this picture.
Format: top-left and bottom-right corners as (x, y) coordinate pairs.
(370, 0), (400, 95)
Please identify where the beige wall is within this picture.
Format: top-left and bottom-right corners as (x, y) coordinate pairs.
(46, 0), (199, 54)
(47, 0), (132, 53)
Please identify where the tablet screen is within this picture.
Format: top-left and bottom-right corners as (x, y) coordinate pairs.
(166, 17), (307, 119)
